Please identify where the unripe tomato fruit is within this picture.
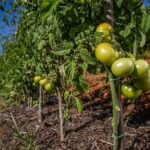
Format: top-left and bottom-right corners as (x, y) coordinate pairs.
(34, 76), (42, 83)
(134, 69), (150, 91)
(44, 83), (51, 92)
(95, 43), (118, 66)
(39, 79), (48, 86)
(111, 58), (134, 77)
(134, 79), (150, 91)
(96, 23), (113, 33)
(132, 59), (149, 78)
(121, 83), (142, 99)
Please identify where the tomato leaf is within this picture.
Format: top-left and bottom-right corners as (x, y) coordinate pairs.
(40, 0), (62, 22)
(141, 14), (150, 33)
(75, 97), (83, 115)
(139, 31), (146, 47)
(40, 0), (50, 10)
(79, 49), (96, 65)
(37, 40), (46, 50)
(75, 76), (89, 93)
(52, 49), (71, 56)
(116, 0), (123, 8)
(65, 60), (76, 82)
(119, 25), (131, 38)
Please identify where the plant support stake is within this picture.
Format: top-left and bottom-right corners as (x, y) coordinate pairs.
(57, 87), (64, 142)
(108, 71), (120, 150)
(104, 0), (124, 149)
(38, 85), (42, 123)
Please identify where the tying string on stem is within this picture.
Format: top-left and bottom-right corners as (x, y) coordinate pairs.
(108, 78), (120, 81)
(112, 133), (124, 139)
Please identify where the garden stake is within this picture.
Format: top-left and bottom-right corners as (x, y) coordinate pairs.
(38, 85), (42, 123)
(117, 80), (124, 150)
(108, 71), (120, 150)
(57, 87), (64, 142)
(104, 0), (124, 149)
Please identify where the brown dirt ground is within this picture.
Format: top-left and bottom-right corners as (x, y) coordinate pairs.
(0, 89), (150, 150)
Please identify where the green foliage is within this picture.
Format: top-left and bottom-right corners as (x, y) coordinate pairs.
(0, 0), (149, 106)
(75, 97), (83, 115)
(0, 0), (104, 102)
(114, 0), (150, 55)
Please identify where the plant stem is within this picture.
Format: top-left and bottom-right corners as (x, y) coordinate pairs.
(133, 35), (138, 58)
(57, 87), (64, 142)
(108, 71), (120, 150)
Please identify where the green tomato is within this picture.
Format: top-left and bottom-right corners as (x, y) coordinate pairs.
(95, 43), (118, 66)
(39, 79), (48, 86)
(134, 69), (150, 91)
(121, 83), (142, 99)
(111, 58), (134, 77)
(34, 76), (42, 83)
(96, 23), (113, 33)
(44, 83), (51, 92)
(134, 78), (150, 91)
(136, 68), (150, 79)
(132, 59), (149, 78)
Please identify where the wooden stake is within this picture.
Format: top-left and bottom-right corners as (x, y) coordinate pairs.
(38, 85), (42, 123)
(57, 87), (64, 142)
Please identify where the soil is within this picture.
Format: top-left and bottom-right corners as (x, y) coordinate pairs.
(0, 89), (150, 150)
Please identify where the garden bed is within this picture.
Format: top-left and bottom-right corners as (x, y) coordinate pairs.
(0, 89), (149, 150)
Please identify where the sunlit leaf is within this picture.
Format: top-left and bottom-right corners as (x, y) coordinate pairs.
(75, 97), (83, 115)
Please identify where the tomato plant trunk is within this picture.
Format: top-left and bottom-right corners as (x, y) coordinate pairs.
(108, 71), (120, 149)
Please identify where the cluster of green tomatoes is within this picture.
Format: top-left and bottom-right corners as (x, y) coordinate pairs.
(95, 23), (150, 99)
(33, 76), (52, 92)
